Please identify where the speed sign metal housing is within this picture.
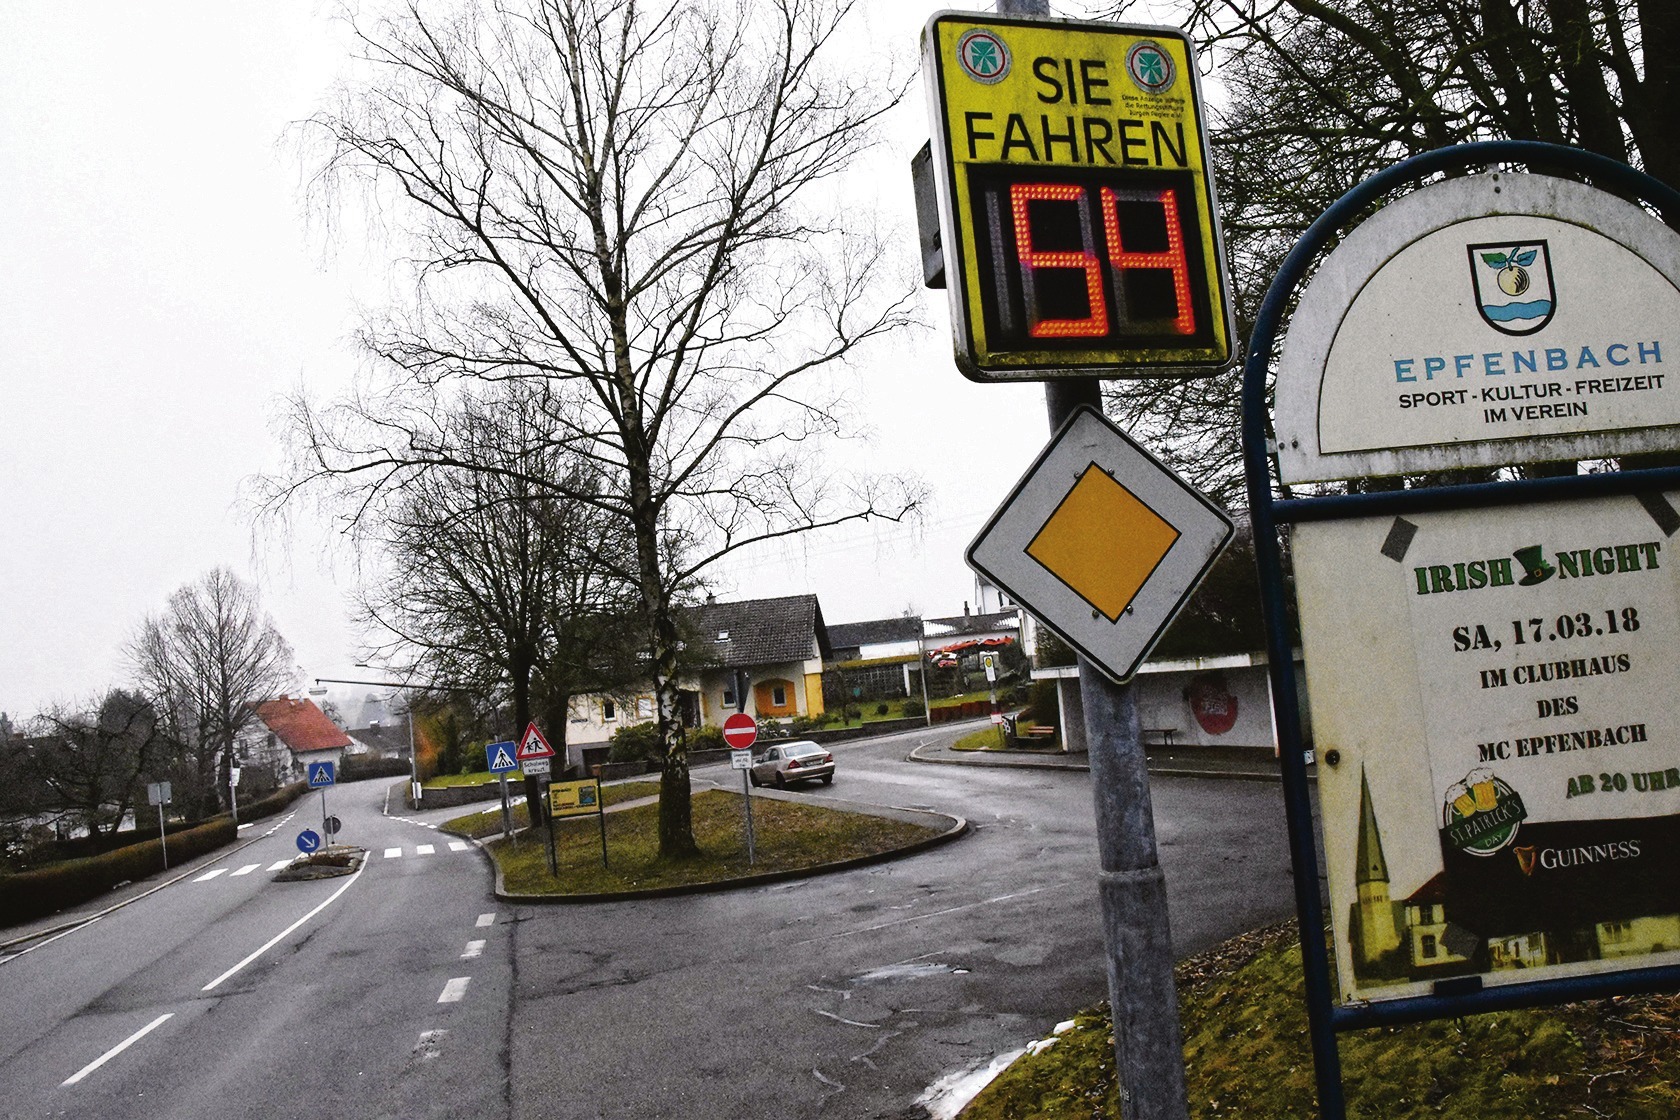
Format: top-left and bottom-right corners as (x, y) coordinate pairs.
(922, 11), (1236, 380)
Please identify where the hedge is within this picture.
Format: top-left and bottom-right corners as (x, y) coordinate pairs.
(0, 782), (307, 930)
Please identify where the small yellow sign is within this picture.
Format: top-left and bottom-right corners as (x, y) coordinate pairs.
(1026, 464), (1179, 621)
(549, 779), (601, 818)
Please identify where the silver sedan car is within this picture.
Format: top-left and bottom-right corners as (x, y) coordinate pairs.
(748, 740), (835, 788)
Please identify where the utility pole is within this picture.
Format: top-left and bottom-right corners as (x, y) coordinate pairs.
(994, 0), (1191, 1113)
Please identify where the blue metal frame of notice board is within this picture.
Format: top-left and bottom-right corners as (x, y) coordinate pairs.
(1241, 141), (1680, 1120)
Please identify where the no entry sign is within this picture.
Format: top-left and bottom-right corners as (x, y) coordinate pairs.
(722, 713), (758, 750)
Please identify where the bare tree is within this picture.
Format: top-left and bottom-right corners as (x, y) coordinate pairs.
(1095, 0), (1679, 499)
(128, 568), (295, 817)
(24, 690), (166, 841)
(355, 388), (646, 817)
(265, 0), (923, 856)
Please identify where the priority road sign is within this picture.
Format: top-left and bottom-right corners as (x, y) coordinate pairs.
(967, 404), (1232, 682)
(921, 13), (1234, 380)
(722, 712), (758, 750)
(485, 741), (518, 774)
(516, 722), (555, 761)
(306, 761), (336, 788)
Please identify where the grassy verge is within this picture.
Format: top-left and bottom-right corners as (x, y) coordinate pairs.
(952, 727), (1008, 751)
(474, 788), (941, 896)
(423, 769), (526, 788)
(441, 780), (660, 838)
(961, 921), (1680, 1119)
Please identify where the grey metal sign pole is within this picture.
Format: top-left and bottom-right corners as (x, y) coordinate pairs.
(997, 0), (1190, 1102)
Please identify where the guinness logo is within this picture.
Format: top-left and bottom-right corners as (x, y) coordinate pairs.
(1513, 845), (1538, 876)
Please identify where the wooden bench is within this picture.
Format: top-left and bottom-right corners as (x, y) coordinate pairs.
(1142, 728), (1178, 748)
(1025, 725), (1057, 739)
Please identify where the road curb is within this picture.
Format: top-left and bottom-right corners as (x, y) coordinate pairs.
(482, 801), (969, 905)
(905, 742), (1306, 784)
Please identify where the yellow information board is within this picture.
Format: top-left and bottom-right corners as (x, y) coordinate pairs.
(922, 13), (1233, 379)
(548, 779), (601, 818)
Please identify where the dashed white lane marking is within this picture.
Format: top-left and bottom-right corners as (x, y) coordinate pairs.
(461, 940), (485, 959)
(449, 841), (470, 852)
(384, 847), (403, 858)
(194, 869), (228, 882)
(201, 863), (366, 991)
(416, 844), (435, 855)
(230, 864), (261, 877)
(438, 977), (471, 1003)
(62, 1013), (173, 1086)
(266, 860), (292, 872)
(476, 913), (496, 928)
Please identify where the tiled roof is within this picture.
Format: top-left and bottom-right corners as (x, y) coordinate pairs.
(688, 595), (828, 668)
(827, 616), (922, 651)
(253, 697), (353, 754)
(348, 724), (411, 756)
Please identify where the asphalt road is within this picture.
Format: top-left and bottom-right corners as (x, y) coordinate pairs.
(0, 780), (512, 1120)
(507, 724), (1300, 1119)
(1, 727), (1301, 1120)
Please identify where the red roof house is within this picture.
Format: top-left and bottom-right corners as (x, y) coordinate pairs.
(244, 696), (352, 785)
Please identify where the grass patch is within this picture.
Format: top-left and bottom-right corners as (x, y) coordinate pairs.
(952, 727), (1009, 751)
(960, 921), (1680, 1119)
(424, 769), (525, 789)
(484, 788), (941, 895)
(441, 780), (660, 838)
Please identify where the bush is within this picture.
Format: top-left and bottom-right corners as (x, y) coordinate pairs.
(901, 697), (925, 718)
(608, 721), (662, 763)
(339, 756), (412, 782)
(874, 702), (890, 716)
(687, 725), (726, 752)
(0, 815), (239, 927)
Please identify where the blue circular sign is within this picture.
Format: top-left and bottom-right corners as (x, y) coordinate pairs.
(296, 829), (322, 853)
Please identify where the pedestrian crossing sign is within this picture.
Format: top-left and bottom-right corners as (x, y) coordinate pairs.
(307, 761), (336, 788)
(484, 741), (518, 774)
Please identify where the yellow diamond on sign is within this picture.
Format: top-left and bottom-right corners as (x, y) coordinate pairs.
(1025, 465), (1180, 622)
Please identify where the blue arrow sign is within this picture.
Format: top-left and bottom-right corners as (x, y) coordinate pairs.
(297, 829), (321, 854)
(485, 741), (518, 774)
(307, 761), (336, 788)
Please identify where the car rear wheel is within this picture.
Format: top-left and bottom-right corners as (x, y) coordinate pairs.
(748, 772), (761, 787)
(820, 774), (833, 784)
(774, 772), (787, 789)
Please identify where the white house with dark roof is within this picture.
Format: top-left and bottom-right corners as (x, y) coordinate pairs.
(564, 594), (830, 765)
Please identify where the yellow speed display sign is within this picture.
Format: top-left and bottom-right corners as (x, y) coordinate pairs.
(922, 13), (1234, 380)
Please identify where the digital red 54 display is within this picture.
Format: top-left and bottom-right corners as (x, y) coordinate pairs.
(968, 168), (1213, 354)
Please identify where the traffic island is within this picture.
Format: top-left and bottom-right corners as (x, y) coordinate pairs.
(273, 845), (366, 882)
(447, 788), (965, 902)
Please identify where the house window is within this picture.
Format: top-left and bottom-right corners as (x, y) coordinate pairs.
(723, 686), (735, 707)
(603, 699), (616, 721)
(1420, 934), (1438, 959)
(772, 684), (787, 707)
(637, 697), (653, 720)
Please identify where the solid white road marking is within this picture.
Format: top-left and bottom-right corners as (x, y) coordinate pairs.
(437, 977), (471, 1003)
(384, 847), (403, 858)
(201, 862), (366, 991)
(193, 869), (228, 882)
(230, 864), (261, 877)
(266, 860), (292, 872)
(416, 844), (435, 855)
(476, 913), (496, 928)
(449, 841), (470, 852)
(461, 940), (485, 959)
(62, 1013), (173, 1086)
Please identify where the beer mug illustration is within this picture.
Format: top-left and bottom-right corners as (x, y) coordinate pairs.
(1472, 780), (1499, 812)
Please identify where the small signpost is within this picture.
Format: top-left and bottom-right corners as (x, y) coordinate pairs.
(297, 829), (321, 855)
(518, 723), (560, 872)
(229, 766), (241, 827)
(723, 712), (759, 864)
(548, 778), (608, 869)
(485, 740), (518, 840)
(147, 781), (172, 869)
(307, 761), (336, 847)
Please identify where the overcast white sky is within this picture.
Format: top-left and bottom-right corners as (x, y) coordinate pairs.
(0, 0), (1088, 718)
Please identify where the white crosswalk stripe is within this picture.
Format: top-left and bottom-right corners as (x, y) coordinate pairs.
(449, 841), (470, 852)
(230, 863), (261, 877)
(416, 844), (435, 855)
(438, 977), (471, 1003)
(267, 860), (292, 871)
(183, 842), (477, 885)
(384, 847), (403, 858)
(194, 868), (227, 882)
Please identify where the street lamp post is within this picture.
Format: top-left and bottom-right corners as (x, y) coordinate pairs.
(314, 671), (432, 811)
